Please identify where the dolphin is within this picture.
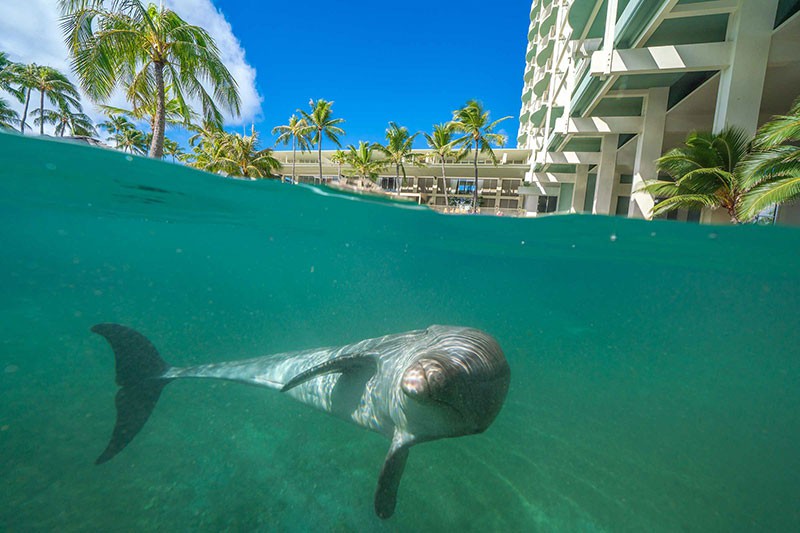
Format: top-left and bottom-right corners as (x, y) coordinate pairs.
(90, 323), (510, 518)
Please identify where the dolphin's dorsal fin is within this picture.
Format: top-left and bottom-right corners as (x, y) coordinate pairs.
(374, 431), (413, 519)
(280, 353), (377, 392)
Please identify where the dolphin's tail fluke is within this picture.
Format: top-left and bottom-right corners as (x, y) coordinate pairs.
(91, 323), (172, 465)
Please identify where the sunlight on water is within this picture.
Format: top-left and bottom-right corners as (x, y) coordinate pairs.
(1, 132), (799, 531)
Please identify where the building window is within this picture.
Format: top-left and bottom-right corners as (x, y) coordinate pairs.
(483, 198), (497, 208)
(537, 195), (557, 213)
(615, 196), (630, 216)
(619, 174), (633, 184)
(456, 180), (475, 194)
(500, 198), (518, 209)
(482, 179), (498, 190)
(501, 179), (519, 194)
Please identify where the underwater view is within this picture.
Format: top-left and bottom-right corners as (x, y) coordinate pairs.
(1, 132), (799, 531)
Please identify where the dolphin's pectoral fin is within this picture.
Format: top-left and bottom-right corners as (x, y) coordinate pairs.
(280, 353), (377, 393)
(374, 432), (413, 519)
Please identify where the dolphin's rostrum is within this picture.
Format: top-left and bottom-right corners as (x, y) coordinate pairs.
(91, 323), (510, 518)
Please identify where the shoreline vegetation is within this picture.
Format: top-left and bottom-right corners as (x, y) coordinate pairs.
(0, 1), (798, 221)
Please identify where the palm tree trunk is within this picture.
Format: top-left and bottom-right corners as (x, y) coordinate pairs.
(472, 140), (479, 213)
(20, 88), (30, 134)
(39, 90), (45, 135)
(395, 163), (400, 192)
(149, 62), (166, 159)
(317, 134), (322, 185)
(291, 136), (297, 184)
(440, 156), (449, 207)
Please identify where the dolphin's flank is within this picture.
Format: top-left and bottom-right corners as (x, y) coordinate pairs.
(90, 323), (511, 519)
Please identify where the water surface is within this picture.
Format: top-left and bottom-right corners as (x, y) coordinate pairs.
(1, 133), (798, 531)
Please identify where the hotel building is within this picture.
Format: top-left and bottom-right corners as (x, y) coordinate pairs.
(518, 0), (800, 224)
(273, 0), (800, 223)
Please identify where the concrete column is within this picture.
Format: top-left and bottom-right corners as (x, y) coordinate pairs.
(572, 165), (589, 213)
(593, 134), (619, 215)
(713, 0), (779, 136)
(629, 87), (669, 219)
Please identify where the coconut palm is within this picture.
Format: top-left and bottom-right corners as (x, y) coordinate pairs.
(218, 127), (280, 178)
(33, 101), (96, 137)
(450, 100), (511, 213)
(163, 137), (184, 162)
(738, 97), (800, 220)
(30, 66), (81, 135)
(376, 122), (421, 192)
(642, 128), (751, 223)
(60, 0), (241, 158)
(184, 128), (229, 172)
(100, 85), (199, 134)
(7, 63), (42, 134)
(272, 114), (312, 184)
(423, 123), (464, 206)
(344, 141), (385, 187)
(100, 113), (147, 154)
(0, 98), (19, 130)
(299, 99), (345, 184)
(330, 149), (347, 180)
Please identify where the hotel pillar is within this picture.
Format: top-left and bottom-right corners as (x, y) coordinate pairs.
(572, 165), (589, 213)
(629, 87), (668, 219)
(713, 0), (779, 136)
(592, 135), (619, 215)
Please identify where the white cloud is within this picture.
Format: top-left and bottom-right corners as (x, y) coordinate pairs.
(0, 0), (262, 134)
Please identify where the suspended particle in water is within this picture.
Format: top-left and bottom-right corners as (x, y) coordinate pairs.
(45, 163), (56, 171)
(176, 248), (183, 254)
(4, 365), (18, 374)
(310, 266), (315, 273)
(650, 232), (657, 237)
(521, 241), (525, 245)
(125, 155), (133, 162)
(0, 425), (8, 432)
(610, 234), (618, 242)
(708, 233), (718, 240)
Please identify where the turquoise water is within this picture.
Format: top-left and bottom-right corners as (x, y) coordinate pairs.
(1, 132), (799, 531)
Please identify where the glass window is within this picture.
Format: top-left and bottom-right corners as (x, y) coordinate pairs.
(499, 198), (518, 209)
(456, 180), (475, 194)
(619, 174), (633, 184)
(537, 195), (557, 213)
(615, 196), (630, 215)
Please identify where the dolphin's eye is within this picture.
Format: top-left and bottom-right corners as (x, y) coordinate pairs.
(401, 358), (450, 403)
(401, 362), (429, 399)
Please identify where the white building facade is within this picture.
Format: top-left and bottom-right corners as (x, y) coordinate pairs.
(518, 0), (800, 224)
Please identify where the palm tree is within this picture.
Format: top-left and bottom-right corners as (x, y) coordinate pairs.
(184, 128), (229, 173)
(100, 85), (199, 133)
(31, 66), (81, 135)
(376, 122), (420, 192)
(33, 101), (96, 137)
(423, 123), (463, 206)
(218, 127), (281, 178)
(330, 149), (347, 181)
(738, 97), (800, 220)
(8, 62), (40, 134)
(299, 99), (345, 184)
(60, 0), (241, 158)
(272, 114), (312, 184)
(450, 100), (511, 213)
(345, 141), (385, 188)
(0, 98), (19, 130)
(642, 128), (751, 223)
(0, 53), (20, 130)
(163, 137), (184, 162)
(100, 113), (147, 154)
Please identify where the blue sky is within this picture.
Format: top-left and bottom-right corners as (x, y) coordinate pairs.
(0, 0), (530, 150)
(218, 0), (530, 149)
